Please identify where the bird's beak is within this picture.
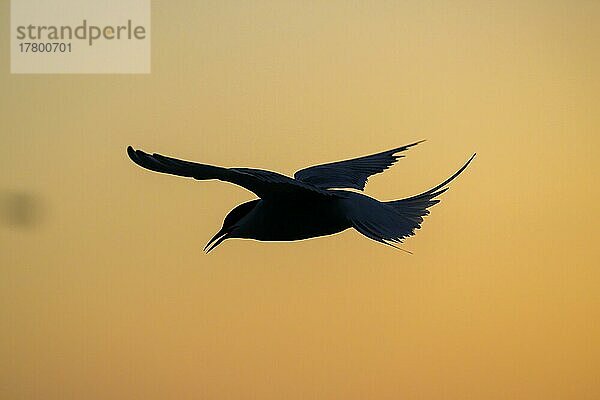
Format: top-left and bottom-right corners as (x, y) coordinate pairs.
(204, 227), (230, 253)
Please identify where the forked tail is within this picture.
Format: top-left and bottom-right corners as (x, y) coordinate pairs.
(386, 153), (476, 222)
(349, 154), (476, 249)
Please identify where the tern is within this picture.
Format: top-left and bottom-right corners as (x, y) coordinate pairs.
(127, 142), (474, 253)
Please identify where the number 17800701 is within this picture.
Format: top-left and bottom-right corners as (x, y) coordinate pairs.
(19, 42), (72, 53)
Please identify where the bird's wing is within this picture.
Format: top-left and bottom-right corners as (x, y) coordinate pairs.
(127, 146), (338, 199)
(346, 154), (475, 248)
(293, 140), (424, 190)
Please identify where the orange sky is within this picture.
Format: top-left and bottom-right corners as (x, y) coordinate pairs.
(1, 1), (599, 399)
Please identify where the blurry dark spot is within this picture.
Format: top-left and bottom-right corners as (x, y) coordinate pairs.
(1, 191), (44, 229)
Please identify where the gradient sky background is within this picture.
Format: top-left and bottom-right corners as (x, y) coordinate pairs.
(1, 1), (599, 399)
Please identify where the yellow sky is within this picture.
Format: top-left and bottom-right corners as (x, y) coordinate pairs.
(1, 1), (599, 399)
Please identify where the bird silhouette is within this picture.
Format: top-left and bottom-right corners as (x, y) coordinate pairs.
(127, 141), (475, 253)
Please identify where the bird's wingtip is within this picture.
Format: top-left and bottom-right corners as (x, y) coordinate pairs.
(391, 139), (426, 156)
(126, 146), (138, 160)
(407, 139), (426, 148)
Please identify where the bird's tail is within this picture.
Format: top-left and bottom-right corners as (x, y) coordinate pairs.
(384, 153), (476, 230)
(347, 154), (475, 249)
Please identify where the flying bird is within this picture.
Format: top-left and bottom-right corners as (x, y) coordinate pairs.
(127, 142), (475, 253)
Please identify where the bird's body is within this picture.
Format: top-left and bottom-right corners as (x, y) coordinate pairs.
(231, 197), (350, 242)
(127, 141), (474, 253)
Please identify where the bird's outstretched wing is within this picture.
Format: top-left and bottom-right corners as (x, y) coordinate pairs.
(346, 154), (476, 248)
(127, 146), (338, 199)
(293, 140), (424, 190)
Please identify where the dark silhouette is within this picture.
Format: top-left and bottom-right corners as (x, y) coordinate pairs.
(127, 142), (475, 253)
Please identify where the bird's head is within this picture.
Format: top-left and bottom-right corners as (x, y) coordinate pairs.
(204, 199), (259, 253)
